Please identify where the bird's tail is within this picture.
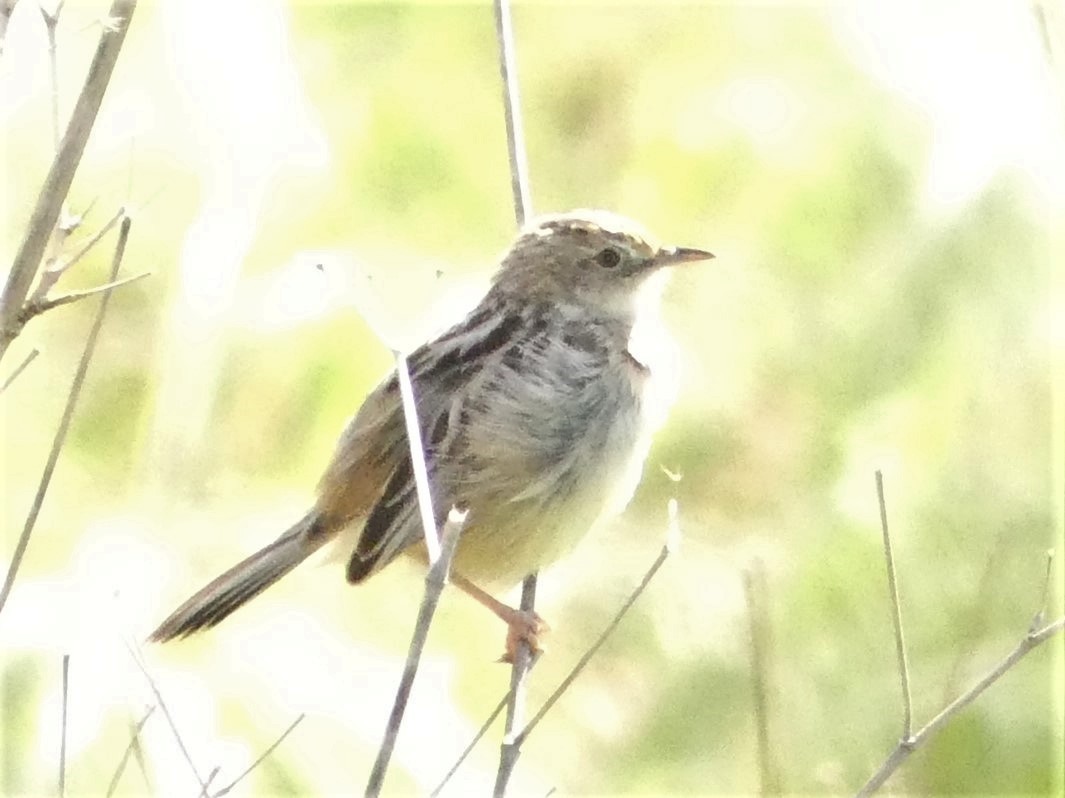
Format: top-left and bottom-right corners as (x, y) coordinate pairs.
(150, 513), (328, 642)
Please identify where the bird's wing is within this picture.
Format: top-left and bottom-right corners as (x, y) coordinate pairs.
(337, 299), (527, 582)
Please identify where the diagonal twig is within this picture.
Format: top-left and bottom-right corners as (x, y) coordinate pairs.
(440, 498), (681, 796)
(105, 705), (155, 798)
(0, 347), (40, 393)
(19, 271), (150, 325)
(876, 470), (914, 742)
(126, 638), (207, 793)
(366, 508), (466, 797)
(856, 614), (1065, 797)
(0, 216), (132, 616)
(31, 205), (128, 302)
(0, 0), (137, 365)
(856, 474), (1064, 796)
(517, 539), (673, 748)
(210, 713), (306, 797)
(394, 351), (441, 564)
(429, 670), (529, 798)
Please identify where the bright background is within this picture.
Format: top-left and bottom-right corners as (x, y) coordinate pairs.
(1, 0), (1063, 795)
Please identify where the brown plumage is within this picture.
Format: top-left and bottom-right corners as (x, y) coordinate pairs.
(149, 210), (712, 643)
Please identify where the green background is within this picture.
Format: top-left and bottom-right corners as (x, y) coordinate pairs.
(1, 0), (1062, 795)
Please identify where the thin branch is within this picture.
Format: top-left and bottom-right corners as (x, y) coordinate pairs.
(939, 527), (1009, 702)
(105, 705), (155, 798)
(494, 576), (537, 797)
(856, 615), (1065, 797)
(19, 270), (150, 325)
(0, 0), (137, 366)
(210, 713), (306, 797)
(743, 563), (780, 796)
(103, 707), (155, 792)
(493, 0), (531, 226)
(0, 346), (40, 393)
(125, 639), (207, 793)
(516, 538), (673, 747)
(59, 653), (70, 797)
(438, 499), (681, 797)
(1029, 549), (1055, 632)
(492, 1), (535, 793)
(0, 216), (131, 616)
(365, 508), (467, 798)
(199, 767), (220, 798)
(39, 0), (66, 152)
(430, 687), (514, 797)
(875, 470), (913, 741)
(31, 205), (128, 302)
(393, 350), (441, 564)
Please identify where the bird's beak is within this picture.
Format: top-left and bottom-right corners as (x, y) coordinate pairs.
(656, 245), (715, 266)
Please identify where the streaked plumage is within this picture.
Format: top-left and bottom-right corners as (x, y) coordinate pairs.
(150, 210), (711, 642)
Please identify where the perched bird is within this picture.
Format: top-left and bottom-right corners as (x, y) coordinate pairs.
(150, 210), (713, 656)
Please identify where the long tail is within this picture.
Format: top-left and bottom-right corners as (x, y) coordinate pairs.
(150, 513), (329, 642)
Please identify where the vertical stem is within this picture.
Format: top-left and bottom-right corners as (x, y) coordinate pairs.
(491, 1), (536, 793)
(493, 0), (532, 226)
(59, 654), (70, 797)
(876, 470), (914, 741)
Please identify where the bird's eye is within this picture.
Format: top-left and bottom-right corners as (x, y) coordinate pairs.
(595, 247), (621, 269)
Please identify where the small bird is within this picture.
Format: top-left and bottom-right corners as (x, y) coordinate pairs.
(150, 210), (713, 656)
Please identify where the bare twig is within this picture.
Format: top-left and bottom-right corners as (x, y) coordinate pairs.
(743, 563), (780, 795)
(439, 500), (680, 796)
(39, 0), (66, 152)
(0, 0), (137, 365)
(494, 576), (537, 797)
(59, 653), (70, 797)
(939, 527), (1009, 702)
(493, 0), (531, 225)
(856, 615), (1065, 797)
(0, 347), (40, 393)
(430, 685), (516, 797)
(1029, 549), (1055, 632)
(19, 271), (150, 325)
(492, 1), (536, 793)
(875, 470), (913, 741)
(31, 205), (128, 302)
(105, 705), (155, 798)
(126, 639), (207, 793)
(210, 713), (306, 797)
(0, 216), (131, 616)
(857, 477), (1064, 796)
(365, 508), (467, 797)
(200, 766), (220, 798)
(394, 351), (441, 564)
(517, 537), (674, 747)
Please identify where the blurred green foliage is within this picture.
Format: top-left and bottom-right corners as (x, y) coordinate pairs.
(1, 0), (1062, 796)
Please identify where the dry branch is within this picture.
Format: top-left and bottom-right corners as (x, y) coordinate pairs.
(0, 0), (137, 364)
(492, 0), (535, 791)
(105, 705), (156, 798)
(365, 509), (466, 797)
(856, 473), (1064, 796)
(210, 713), (306, 797)
(0, 216), (132, 616)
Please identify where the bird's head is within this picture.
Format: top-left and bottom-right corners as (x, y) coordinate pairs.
(492, 210), (713, 317)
